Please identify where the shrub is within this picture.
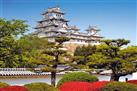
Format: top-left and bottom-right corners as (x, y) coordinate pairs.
(127, 80), (137, 85)
(0, 86), (28, 91)
(57, 72), (98, 87)
(60, 81), (92, 91)
(0, 82), (9, 88)
(102, 81), (137, 91)
(24, 82), (58, 91)
(90, 81), (109, 91)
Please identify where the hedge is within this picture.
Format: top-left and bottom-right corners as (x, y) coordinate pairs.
(24, 82), (58, 91)
(90, 81), (109, 91)
(0, 82), (9, 88)
(60, 81), (109, 91)
(102, 81), (137, 91)
(60, 81), (92, 91)
(57, 72), (98, 87)
(0, 86), (28, 91)
(127, 80), (137, 85)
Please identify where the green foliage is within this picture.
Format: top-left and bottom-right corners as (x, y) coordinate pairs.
(55, 36), (70, 45)
(0, 18), (28, 38)
(0, 36), (18, 67)
(18, 35), (53, 51)
(24, 82), (58, 91)
(87, 53), (109, 68)
(41, 37), (70, 86)
(73, 45), (97, 69)
(0, 18), (54, 68)
(0, 82), (9, 88)
(102, 82), (137, 91)
(41, 66), (57, 72)
(0, 18), (28, 68)
(72, 56), (89, 69)
(74, 45), (96, 57)
(73, 56), (85, 64)
(100, 39), (130, 47)
(57, 72), (98, 87)
(119, 46), (137, 61)
(74, 39), (137, 81)
(44, 49), (66, 57)
(88, 40), (137, 81)
(16, 35), (54, 68)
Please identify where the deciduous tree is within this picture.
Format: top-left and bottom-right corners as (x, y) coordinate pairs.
(0, 18), (28, 67)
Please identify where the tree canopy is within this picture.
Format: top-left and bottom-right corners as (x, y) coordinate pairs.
(74, 39), (137, 81)
(0, 18), (28, 38)
(0, 18), (28, 68)
(16, 35), (54, 68)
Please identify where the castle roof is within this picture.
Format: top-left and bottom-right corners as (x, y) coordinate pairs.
(42, 7), (65, 15)
(86, 25), (101, 31)
(37, 18), (69, 23)
(66, 26), (80, 31)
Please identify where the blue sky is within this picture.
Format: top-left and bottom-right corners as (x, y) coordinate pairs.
(0, 0), (136, 45)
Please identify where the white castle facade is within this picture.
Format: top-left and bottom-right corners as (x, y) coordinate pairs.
(34, 7), (103, 45)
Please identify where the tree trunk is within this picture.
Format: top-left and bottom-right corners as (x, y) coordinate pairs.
(51, 71), (56, 86)
(51, 54), (58, 86)
(110, 73), (120, 81)
(51, 56), (58, 86)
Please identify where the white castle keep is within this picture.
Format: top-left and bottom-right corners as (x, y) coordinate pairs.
(34, 6), (103, 45)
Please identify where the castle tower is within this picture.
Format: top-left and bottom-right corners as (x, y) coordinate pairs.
(35, 6), (79, 42)
(86, 25), (100, 36)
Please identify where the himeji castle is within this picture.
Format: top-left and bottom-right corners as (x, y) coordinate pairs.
(34, 6), (103, 52)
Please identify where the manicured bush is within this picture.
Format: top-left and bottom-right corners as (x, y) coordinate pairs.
(57, 72), (98, 87)
(24, 82), (58, 91)
(0, 82), (9, 88)
(127, 80), (137, 85)
(0, 86), (28, 91)
(90, 81), (109, 91)
(60, 81), (110, 91)
(102, 81), (137, 91)
(60, 81), (92, 91)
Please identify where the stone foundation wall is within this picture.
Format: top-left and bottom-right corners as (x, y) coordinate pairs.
(63, 42), (89, 55)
